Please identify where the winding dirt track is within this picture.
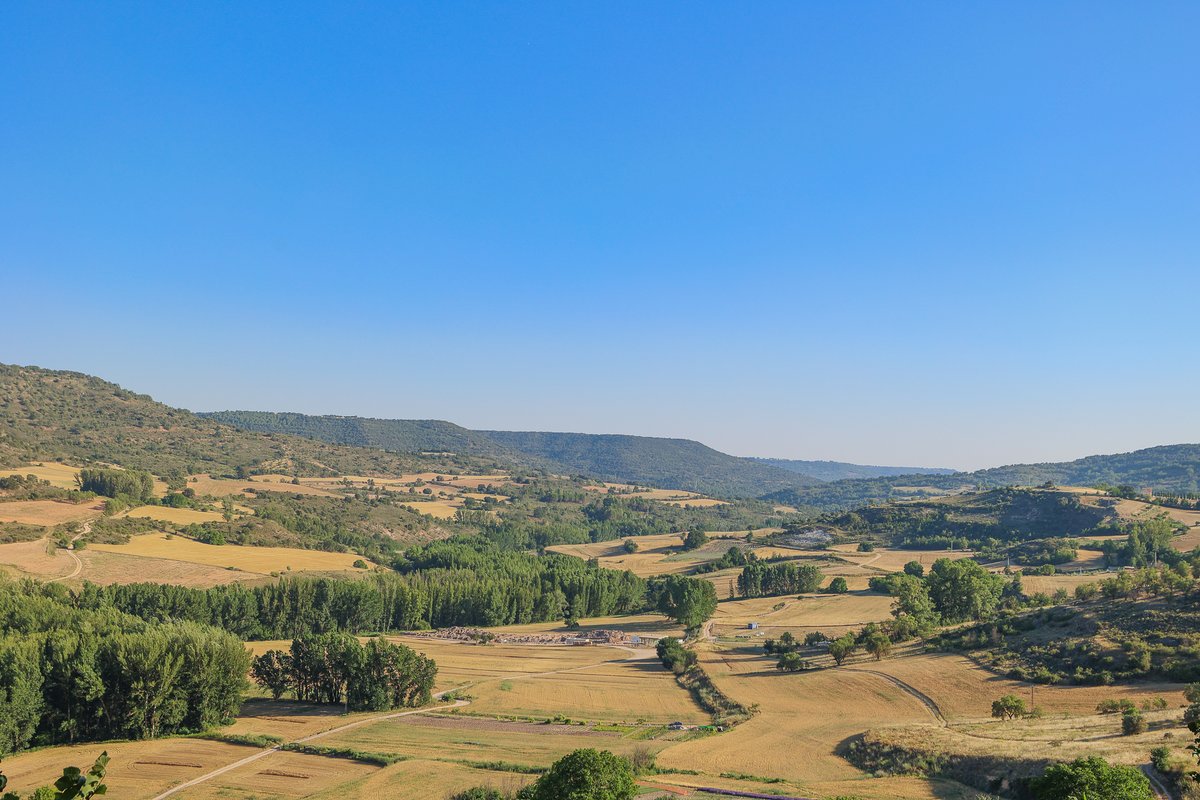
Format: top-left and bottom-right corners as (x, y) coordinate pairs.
(842, 667), (947, 724)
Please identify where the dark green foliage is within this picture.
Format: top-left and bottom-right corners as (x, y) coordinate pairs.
(990, 695), (1026, 720)
(252, 635), (435, 710)
(752, 458), (956, 482)
(650, 575), (717, 629)
(447, 789), (511, 800)
(827, 577), (849, 594)
(736, 561), (822, 598)
(776, 652), (809, 672)
(681, 527), (707, 551)
(829, 633), (857, 665)
(926, 558), (1005, 622)
(521, 748), (636, 800)
(1028, 756), (1152, 800)
(1121, 710), (1147, 735)
(0, 581), (248, 754)
(655, 637), (696, 673)
(77, 469), (154, 503)
(903, 560), (925, 577)
(103, 538), (646, 636)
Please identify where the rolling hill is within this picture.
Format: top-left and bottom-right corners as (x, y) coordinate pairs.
(201, 410), (818, 497)
(767, 444), (1200, 511)
(0, 364), (478, 480)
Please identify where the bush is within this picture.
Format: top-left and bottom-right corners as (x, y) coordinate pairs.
(1121, 710), (1147, 735)
(827, 577), (849, 594)
(1150, 745), (1172, 773)
(521, 749), (636, 800)
(1029, 756), (1153, 799)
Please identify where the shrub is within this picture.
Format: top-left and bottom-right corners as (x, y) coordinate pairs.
(827, 577), (849, 594)
(1121, 710), (1147, 735)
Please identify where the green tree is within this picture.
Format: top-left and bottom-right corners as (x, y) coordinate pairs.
(864, 631), (891, 661)
(1028, 756), (1152, 800)
(926, 558), (1005, 622)
(652, 576), (717, 630)
(903, 560), (925, 577)
(991, 694), (1026, 720)
(776, 652), (808, 672)
(827, 577), (849, 594)
(681, 527), (708, 552)
(829, 633), (857, 666)
(525, 749), (636, 800)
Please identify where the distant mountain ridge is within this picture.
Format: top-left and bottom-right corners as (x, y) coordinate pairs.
(751, 457), (957, 482)
(766, 443), (1200, 510)
(202, 410), (819, 497)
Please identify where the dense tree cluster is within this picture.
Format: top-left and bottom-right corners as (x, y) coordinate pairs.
(655, 637), (696, 673)
(0, 580), (248, 755)
(76, 468), (155, 504)
(649, 575), (717, 629)
(736, 561), (822, 598)
(252, 634), (434, 710)
(96, 539), (646, 637)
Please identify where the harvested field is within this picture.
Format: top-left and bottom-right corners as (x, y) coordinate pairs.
(0, 462), (82, 489)
(827, 545), (975, 573)
(91, 533), (372, 574)
(0, 499), (104, 525)
(399, 500), (460, 519)
(655, 643), (950, 794)
(319, 713), (659, 766)
(1017, 572), (1103, 595)
(168, 749), (377, 800)
(185, 474), (339, 498)
(76, 549), (265, 587)
(712, 592), (894, 637)
(124, 505), (229, 525)
(0, 537), (77, 580)
(300, 758), (533, 800)
(0, 737), (256, 800)
(467, 656), (708, 724)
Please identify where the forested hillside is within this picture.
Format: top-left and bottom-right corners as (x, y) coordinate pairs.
(752, 457), (956, 481)
(202, 410), (816, 497)
(481, 430), (815, 497)
(0, 365), (484, 481)
(768, 444), (1200, 511)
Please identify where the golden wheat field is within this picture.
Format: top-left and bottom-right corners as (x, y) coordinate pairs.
(172, 749), (380, 800)
(0, 538), (76, 580)
(0, 499), (105, 525)
(712, 591), (895, 637)
(185, 474), (340, 498)
(0, 737), (257, 800)
(0, 462), (82, 488)
(1017, 571), (1103, 595)
(124, 505), (231, 524)
(91, 533), (372, 574)
(298, 758), (533, 800)
(77, 549), (265, 587)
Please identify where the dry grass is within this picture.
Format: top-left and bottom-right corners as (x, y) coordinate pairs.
(0, 462), (82, 489)
(185, 474), (339, 498)
(302, 758), (532, 800)
(0, 538), (76, 580)
(123, 505), (229, 525)
(91, 533), (372, 574)
(0, 499), (105, 525)
(399, 500), (460, 519)
(712, 591), (895, 637)
(76, 549), (265, 587)
(1018, 572), (1102, 595)
(168, 749), (378, 800)
(0, 738), (256, 800)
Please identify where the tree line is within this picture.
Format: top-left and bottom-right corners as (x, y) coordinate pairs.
(0, 580), (248, 755)
(81, 538), (647, 638)
(251, 633), (435, 711)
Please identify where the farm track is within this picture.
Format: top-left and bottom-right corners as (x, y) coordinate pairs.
(46, 523), (88, 584)
(842, 668), (947, 724)
(148, 642), (646, 800)
(1142, 764), (1174, 800)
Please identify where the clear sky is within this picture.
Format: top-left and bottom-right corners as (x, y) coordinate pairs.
(2, 3), (1197, 470)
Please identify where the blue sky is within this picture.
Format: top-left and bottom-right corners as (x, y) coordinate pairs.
(2, 3), (1197, 470)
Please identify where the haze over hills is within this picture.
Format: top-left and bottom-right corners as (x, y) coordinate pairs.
(752, 457), (957, 482)
(767, 443), (1200, 510)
